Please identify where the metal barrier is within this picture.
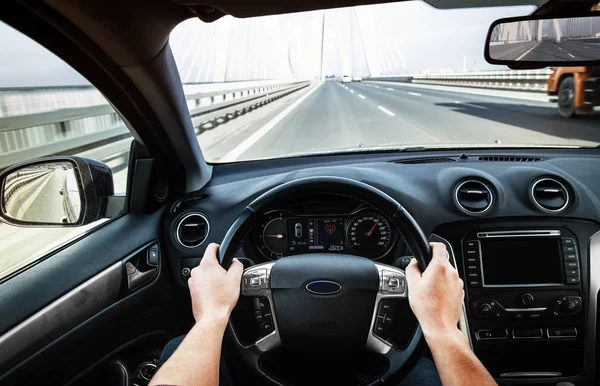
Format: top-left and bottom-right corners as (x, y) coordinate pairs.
(368, 69), (552, 92)
(0, 80), (310, 169)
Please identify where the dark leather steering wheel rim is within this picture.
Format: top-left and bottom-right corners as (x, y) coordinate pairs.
(219, 176), (433, 385)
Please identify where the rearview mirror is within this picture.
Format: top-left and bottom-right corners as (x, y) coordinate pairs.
(485, 14), (600, 66)
(0, 157), (114, 226)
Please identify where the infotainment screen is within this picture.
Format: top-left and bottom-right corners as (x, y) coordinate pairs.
(480, 238), (563, 285)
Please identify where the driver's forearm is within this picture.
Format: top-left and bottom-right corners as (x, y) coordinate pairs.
(150, 317), (227, 386)
(426, 329), (497, 386)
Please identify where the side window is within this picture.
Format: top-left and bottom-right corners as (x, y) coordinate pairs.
(0, 22), (132, 280)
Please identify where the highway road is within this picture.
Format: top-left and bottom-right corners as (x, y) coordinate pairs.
(491, 39), (600, 61)
(3, 80), (600, 279)
(206, 80), (600, 162)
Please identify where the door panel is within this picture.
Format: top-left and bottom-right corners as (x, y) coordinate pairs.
(0, 210), (176, 385)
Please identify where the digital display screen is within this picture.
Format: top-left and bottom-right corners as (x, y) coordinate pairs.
(287, 218), (345, 254)
(481, 238), (563, 285)
(308, 218), (345, 252)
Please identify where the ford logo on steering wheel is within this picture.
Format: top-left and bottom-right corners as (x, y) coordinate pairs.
(305, 280), (342, 295)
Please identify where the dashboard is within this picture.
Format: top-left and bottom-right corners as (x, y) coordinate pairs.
(163, 148), (600, 385)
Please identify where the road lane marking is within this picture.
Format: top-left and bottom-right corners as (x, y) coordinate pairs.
(358, 94), (366, 99)
(408, 92), (422, 96)
(453, 101), (487, 109)
(377, 106), (395, 116)
(220, 83), (322, 162)
(350, 89), (354, 93)
(386, 88), (394, 91)
(373, 85), (380, 88)
(568, 53), (575, 58)
(516, 43), (540, 61)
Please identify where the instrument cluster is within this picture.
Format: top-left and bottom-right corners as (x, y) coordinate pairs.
(253, 207), (398, 260)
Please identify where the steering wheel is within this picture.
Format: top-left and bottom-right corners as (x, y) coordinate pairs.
(218, 176), (433, 385)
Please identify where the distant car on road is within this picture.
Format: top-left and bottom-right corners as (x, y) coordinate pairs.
(352, 76), (363, 82)
(341, 75), (352, 83)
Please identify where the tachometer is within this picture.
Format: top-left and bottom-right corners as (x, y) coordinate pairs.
(259, 216), (287, 259)
(347, 211), (392, 259)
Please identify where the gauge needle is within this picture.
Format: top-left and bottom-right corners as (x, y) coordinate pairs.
(265, 234), (284, 239)
(367, 218), (380, 236)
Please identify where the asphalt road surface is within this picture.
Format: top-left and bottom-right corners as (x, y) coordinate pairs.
(206, 80), (600, 162)
(520, 40), (600, 61)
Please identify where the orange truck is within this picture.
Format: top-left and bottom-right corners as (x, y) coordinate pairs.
(547, 66), (600, 117)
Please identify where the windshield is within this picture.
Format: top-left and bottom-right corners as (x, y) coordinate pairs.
(167, 1), (599, 162)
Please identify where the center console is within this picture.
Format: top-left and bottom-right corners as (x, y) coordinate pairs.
(457, 227), (588, 381)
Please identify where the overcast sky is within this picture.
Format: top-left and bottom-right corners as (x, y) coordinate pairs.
(0, 1), (535, 87)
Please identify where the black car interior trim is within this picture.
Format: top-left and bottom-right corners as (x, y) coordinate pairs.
(0, 261), (122, 369)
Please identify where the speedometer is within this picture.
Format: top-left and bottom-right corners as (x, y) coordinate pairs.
(347, 211), (392, 259)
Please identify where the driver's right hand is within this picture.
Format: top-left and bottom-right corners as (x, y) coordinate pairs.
(405, 242), (466, 341)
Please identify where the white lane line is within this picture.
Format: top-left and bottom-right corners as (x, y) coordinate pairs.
(358, 94), (366, 99)
(408, 92), (422, 96)
(516, 43), (540, 61)
(568, 53), (575, 58)
(350, 89), (354, 93)
(453, 101), (487, 110)
(386, 88), (394, 91)
(220, 83), (322, 162)
(558, 47), (563, 51)
(373, 85), (380, 88)
(377, 105), (395, 116)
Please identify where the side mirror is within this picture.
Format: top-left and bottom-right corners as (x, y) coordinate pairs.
(485, 14), (600, 66)
(0, 157), (114, 226)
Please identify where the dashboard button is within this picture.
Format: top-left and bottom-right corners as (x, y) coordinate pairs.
(468, 279), (482, 287)
(467, 271), (480, 278)
(563, 246), (577, 254)
(479, 303), (492, 314)
(466, 256), (478, 263)
(521, 293), (534, 306)
(561, 238), (575, 247)
(566, 276), (580, 284)
(465, 240), (479, 249)
(465, 248), (480, 257)
(466, 263), (479, 271)
(513, 328), (542, 339)
(477, 329), (507, 340)
(565, 268), (580, 277)
(565, 261), (579, 270)
(548, 327), (577, 338)
(564, 253), (578, 262)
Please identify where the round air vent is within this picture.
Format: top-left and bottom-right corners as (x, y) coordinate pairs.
(176, 213), (210, 248)
(530, 178), (570, 213)
(453, 179), (494, 215)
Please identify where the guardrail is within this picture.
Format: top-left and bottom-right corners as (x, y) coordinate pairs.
(0, 80), (310, 169)
(368, 69), (552, 92)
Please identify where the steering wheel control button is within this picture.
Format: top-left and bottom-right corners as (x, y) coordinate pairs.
(242, 267), (271, 296)
(521, 293), (535, 306)
(547, 327), (577, 338)
(476, 329), (508, 340)
(381, 270), (405, 294)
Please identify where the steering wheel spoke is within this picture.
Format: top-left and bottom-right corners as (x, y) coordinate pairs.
(366, 263), (408, 354)
(241, 262), (282, 353)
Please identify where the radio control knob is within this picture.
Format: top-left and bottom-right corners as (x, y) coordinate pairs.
(480, 303), (492, 314)
(562, 300), (577, 313)
(521, 293), (534, 306)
